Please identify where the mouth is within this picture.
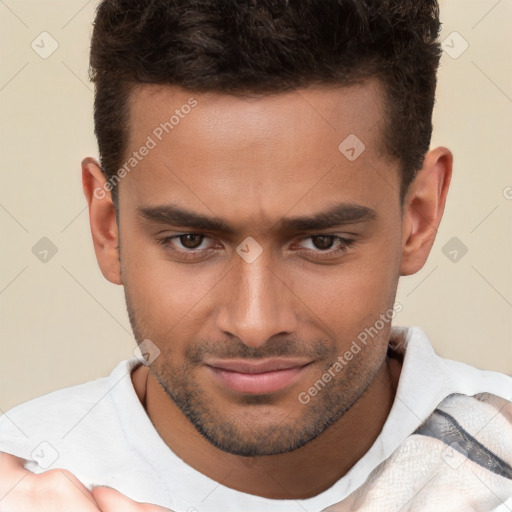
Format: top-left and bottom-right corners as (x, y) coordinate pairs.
(204, 358), (313, 395)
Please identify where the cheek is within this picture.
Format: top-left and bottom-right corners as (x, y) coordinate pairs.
(122, 236), (222, 337)
(287, 233), (401, 336)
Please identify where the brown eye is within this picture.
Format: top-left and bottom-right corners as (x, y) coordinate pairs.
(157, 233), (218, 261)
(179, 234), (204, 249)
(310, 235), (335, 250)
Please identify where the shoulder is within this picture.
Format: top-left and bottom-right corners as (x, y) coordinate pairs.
(0, 358), (139, 464)
(335, 392), (512, 510)
(395, 325), (512, 399)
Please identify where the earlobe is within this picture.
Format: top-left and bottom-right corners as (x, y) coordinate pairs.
(81, 157), (122, 285)
(400, 147), (453, 276)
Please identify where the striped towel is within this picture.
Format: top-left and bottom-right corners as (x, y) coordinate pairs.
(325, 393), (512, 511)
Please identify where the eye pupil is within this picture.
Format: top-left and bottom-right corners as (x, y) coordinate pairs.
(311, 235), (334, 250)
(180, 234), (203, 249)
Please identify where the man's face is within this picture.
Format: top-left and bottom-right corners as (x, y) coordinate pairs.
(118, 81), (404, 456)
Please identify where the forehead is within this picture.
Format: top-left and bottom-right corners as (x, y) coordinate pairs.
(121, 81), (399, 223)
(127, 80), (388, 152)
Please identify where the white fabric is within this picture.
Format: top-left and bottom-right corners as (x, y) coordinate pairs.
(0, 326), (511, 511)
(325, 393), (512, 511)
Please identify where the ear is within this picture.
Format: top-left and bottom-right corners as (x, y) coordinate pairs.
(400, 147), (453, 276)
(81, 157), (122, 285)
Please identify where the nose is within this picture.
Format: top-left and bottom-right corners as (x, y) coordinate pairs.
(216, 251), (298, 348)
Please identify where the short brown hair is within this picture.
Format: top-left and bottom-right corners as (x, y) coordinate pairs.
(89, 0), (442, 203)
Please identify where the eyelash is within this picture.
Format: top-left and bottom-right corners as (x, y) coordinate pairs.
(156, 233), (356, 261)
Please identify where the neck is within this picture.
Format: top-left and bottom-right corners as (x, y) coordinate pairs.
(132, 353), (402, 499)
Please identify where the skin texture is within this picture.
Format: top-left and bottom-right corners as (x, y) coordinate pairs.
(81, 79), (452, 500)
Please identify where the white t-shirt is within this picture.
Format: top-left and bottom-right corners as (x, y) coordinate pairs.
(0, 326), (511, 511)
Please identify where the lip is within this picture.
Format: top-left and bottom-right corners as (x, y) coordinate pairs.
(204, 358), (312, 395)
(204, 358), (312, 374)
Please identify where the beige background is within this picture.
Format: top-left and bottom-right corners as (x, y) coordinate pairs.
(0, 0), (511, 411)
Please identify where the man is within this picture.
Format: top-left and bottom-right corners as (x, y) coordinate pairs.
(0, 0), (511, 510)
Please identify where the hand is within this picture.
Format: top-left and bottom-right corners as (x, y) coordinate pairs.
(0, 452), (172, 511)
(93, 486), (173, 511)
(0, 451), (101, 511)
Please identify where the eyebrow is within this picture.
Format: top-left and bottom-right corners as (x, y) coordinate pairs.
(137, 202), (377, 234)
